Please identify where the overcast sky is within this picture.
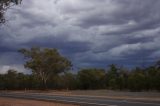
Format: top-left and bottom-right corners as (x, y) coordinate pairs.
(0, 0), (160, 73)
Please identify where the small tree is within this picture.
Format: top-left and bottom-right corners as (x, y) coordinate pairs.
(19, 47), (72, 89)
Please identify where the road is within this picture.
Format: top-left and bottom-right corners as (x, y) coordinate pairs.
(0, 92), (160, 106)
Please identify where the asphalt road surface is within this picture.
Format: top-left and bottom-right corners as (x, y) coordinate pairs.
(0, 92), (160, 106)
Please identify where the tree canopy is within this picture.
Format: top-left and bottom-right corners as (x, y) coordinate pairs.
(0, 61), (160, 91)
(19, 47), (72, 89)
(0, 47), (160, 91)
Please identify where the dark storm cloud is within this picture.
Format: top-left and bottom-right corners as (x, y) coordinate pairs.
(25, 35), (91, 55)
(0, 45), (16, 53)
(0, 31), (17, 53)
(1, 0), (160, 73)
(77, 0), (160, 35)
(8, 8), (57, 29)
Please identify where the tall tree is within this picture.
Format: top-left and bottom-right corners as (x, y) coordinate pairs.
(106, 64), (119, 89)
(117, 67), (128, 90)
(19, 47), (72, 89)
(127, 67), (146, 91)
(78, 68), (106, 89)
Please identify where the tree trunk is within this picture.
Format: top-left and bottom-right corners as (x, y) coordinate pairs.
(42, 79), (48, 90)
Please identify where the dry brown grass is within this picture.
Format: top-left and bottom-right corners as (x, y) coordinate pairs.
(0, 97), (79, 106)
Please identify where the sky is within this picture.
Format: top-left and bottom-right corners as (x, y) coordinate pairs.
(0, 0), (160, 73)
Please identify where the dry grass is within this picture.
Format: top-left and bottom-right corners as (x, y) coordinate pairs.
(0, 97), (79, 106)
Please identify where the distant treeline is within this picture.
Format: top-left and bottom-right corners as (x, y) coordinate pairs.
(0, 63), (160, 91)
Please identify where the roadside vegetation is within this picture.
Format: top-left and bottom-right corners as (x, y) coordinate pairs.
(0, 47), (160, 92)
(0, 1), (160, 92)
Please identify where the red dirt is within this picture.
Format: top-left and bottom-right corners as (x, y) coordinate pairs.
(0, 97), (79, 106)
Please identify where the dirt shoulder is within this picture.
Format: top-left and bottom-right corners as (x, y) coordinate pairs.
(0, 97), (79, 106)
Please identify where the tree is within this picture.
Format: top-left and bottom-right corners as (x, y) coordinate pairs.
(116, 68), (128, 90)
(127, 67), (146, 91)
(19, 47), (72, 89)
(78, 68), (106, 89)
(62, 72), (78, 90)
(145, 65), (160, 91)
(5, 69), (18, 89)
(0, 0), (22, 24)
(106, 64), (119, 89)
(0, 74), (5, 90)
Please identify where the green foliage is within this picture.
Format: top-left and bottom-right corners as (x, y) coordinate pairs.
(106, 64), (119, 89)
(77, 68), (106, 89)
(145, 66), (160, 90)
(56, 72), (79, 90)
(128, 69), (146, 91)
(0, 47), (160, 91)
(0, 62), (160, 91)
(19, 47), (72, 89)
(0, 69), (33, 90)
(116, 69), (128, 90)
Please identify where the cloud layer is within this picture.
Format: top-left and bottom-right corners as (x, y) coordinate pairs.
(0, 0), (160, 73)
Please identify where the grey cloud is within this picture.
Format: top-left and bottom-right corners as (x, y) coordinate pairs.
(76, 0), (160, 35)
(24, 36), (92, 56)
(0, 0), (160, 70)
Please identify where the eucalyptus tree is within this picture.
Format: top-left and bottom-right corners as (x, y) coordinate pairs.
(19, 47), (72, 89)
